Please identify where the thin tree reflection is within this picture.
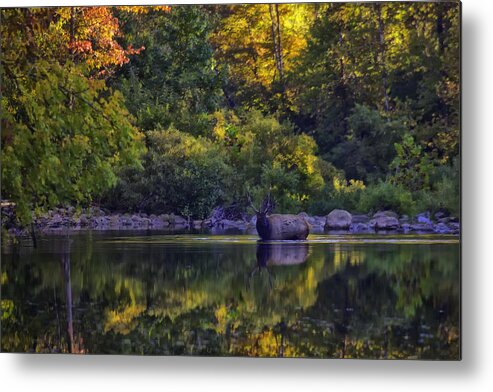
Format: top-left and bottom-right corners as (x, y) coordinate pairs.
(59, 238), (85, 354)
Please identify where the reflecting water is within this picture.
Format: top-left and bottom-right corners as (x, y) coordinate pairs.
(1, 232), (460, 359)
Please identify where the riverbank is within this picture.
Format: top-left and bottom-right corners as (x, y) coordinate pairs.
(2, 205), (460, 237)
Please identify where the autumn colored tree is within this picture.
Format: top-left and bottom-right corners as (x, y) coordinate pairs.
(292, 2), (459, 182)
(211, 3), (317, 112)
(0, 7), (152, 225)
(1, 3), (461, 224)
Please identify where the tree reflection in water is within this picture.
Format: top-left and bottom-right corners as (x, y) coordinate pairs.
(1, 233), (460, 359)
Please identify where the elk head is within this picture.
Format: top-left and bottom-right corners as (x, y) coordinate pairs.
(248, 192), (276, 240)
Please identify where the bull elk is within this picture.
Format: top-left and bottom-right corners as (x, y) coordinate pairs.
(249, 194), (310, 240)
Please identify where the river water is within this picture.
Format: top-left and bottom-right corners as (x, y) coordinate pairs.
(1, 231), (460, 359)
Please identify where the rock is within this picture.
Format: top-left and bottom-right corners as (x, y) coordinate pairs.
(325, 209), (352, 230)
(351, 214), (370, 224)
(297, 212), (320, 226)
(434, 211), (449, 220)
(349, 223), (371, 233)
(401, 223), (411, 233)
(409, 223), (434, 232)
(48, 214), (63, 228)
(416, 212), (432, 225)
(369, 215), (400, 230)
(304, 215), (318, 225)
(109, 215), (120, 227)
(434, 223), (452, 234)
(449, 222), (460, 233)
(141, 217), (151, 227)
(399, 215), (410, 224)
(172, 215), (188, 225)
(121, 216), (132, 226)
(202, 219), (213, 227)
(79, 214), (89, 226)
(217, 219), (246, 229)
(193, 220), (203, 229)
(373, 210), (399, 219)
(161, 214), (170, 222)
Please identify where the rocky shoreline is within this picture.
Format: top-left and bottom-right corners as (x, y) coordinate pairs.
(3, 206), (460, 237)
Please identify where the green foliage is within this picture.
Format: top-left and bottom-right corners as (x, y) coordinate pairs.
(213, 110), (327, 213)
(104, 128), (232, 219)
(1, 4), (460, 222)
(292, 2), (460, 182)
(415, 157), (460, 216)
(306, 177), (365, 215)
(114, 6), (221, 133)
(390, 133), (434, 191)
(357, 181), (415, 216)
(340, 105), (406, 181)
(1, 61), (144, 225)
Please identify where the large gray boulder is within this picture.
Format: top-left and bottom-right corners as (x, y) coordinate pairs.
(369, 215), (400, 230)
(325, 209), (352, 230)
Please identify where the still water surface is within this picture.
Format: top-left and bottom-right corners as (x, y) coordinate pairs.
(1, 232), (460, 359)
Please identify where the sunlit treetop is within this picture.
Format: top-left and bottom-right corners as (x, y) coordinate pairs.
(1, 6), (170, 77)
(117, 5), (171, 14)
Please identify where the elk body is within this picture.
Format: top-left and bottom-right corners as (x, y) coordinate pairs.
(250, 194), (309, 240)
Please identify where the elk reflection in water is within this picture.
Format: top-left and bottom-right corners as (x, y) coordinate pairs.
(248, 242), (310, 289)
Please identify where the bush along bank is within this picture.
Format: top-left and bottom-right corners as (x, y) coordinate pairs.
(2, 205), (459, 237)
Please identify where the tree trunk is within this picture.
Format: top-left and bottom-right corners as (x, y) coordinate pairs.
(269, 4), (287, 108)
(376, 4), (390, 113)
(338, 30), (350, 135)
(275, 4), (285, 84)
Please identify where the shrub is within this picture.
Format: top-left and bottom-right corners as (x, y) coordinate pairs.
(305, 177), (365, 216)
(357, 181), (415, 216)
(214, 110), (328, 213)
(414, 157), (460, 216)
(104, 128), (233, 219)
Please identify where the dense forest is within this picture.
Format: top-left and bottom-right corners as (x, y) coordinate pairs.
(1, 3), (460, 225)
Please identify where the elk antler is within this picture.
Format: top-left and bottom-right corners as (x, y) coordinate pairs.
(247, 191), (259, 213)
(261, 192), (275, 214)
